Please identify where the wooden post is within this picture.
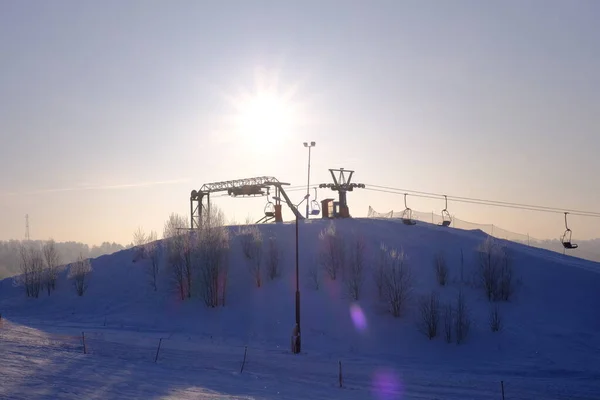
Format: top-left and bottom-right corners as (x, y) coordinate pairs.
(339, 360), (343, 388)
(501, 380), (505, 400)
(154, 338), (163, 363)
(240, 346), (248, 373)
(82, 332), (87, 354)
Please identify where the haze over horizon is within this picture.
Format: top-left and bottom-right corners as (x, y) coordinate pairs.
(1, 1), (599, 246)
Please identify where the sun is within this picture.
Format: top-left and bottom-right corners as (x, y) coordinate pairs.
(235, 91), (295, 140)
(219, 67), (303, 151)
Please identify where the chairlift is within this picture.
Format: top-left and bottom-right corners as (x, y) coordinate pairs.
(440, 195), (452, 227)
(560, 212), (578, 249)
(309, 187), (321, 216)
(401, 193), (416, 225)
(264, 188), (275, 218)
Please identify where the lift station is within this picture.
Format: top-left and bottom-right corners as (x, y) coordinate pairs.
(189, 168), (364, 229)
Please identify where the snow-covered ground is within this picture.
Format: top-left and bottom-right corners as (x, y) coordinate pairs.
(1, 218), (600, 399)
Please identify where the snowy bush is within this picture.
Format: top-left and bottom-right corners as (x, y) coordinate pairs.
(68, 254), (92, 296)
(318, 222), (346, 280)
(417, 291), (440, 339)
(433, 251), (448, 286)
(345, 235), (366, 301)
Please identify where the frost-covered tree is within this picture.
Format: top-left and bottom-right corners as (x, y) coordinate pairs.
(197, 206), (230, 307)
(163, 213), (188, 300)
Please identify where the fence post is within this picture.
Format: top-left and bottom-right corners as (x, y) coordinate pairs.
(82, 332), (87, 354)
(501, 380), (505, 400)
(154, 338), (163, 363)
(240, 346), (248, 373)
(339, 360), (343, 388)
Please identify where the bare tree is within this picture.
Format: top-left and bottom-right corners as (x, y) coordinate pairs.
(490, 304), (502, 332)
(133, 226), (147, 246)
(380, 247), (414, 317)
(477, 236), (502, 301)
(132, 226), (148, 261)
(14, 243), (44, 298)
(163, 213), (188, 300)
(182, 233), (196, 298)
(145, 231), (160, 291)
(318, 222), (346, 280)
(434, 251), (448, 286)
(29, 247), (44, 298)
(42, 239), (61, 295)
(373, 243), (388, 301)
(498, 248), (515, 301)
(16, 243), (32, 297)
(477, 237), (516, 302)
(417, 291), (440, 339)
(454, 289), (471, 344)
(346, 235), (366, 301)
(68, 254), (92, 296)
(266, 236), (281, 280)
(197, 206), (230, 307)
(443, 302), (453, 343)
(306, 263), (321, 290)
(239, 225), (264, 287)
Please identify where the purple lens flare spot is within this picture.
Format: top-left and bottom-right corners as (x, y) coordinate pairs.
(350, 303), (367, 332)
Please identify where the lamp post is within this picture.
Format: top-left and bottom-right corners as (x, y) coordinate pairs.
(303, 141), (316, 219)
(295, 212), (301, 353)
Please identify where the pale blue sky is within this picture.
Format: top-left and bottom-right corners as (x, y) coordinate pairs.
(1, 0), (599, 245)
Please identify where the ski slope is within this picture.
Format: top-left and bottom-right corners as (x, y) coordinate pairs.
(1, 218), (599, 399)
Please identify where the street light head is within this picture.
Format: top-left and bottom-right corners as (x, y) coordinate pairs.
(303, 142), (308, 147)
(311, 141), (316, 146)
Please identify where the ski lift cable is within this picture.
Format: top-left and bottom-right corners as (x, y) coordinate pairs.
(363, 187), (600, 218)
(367, 184), (600, 216)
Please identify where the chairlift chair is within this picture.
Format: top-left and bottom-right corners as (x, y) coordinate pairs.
(440, 195), (452, 227)
(309, 187), (321, 216)
(560, 212), (578, 249)
(401, 193), (417, 225)
(264, 189), (275, 218)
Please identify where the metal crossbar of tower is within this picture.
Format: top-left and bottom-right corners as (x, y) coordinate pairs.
(318, 168), (365, 218)
(189, 176), (304, 229)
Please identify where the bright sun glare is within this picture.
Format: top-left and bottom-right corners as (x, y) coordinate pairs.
(223, 67), (302, 151)
(236, 91), (295, 140)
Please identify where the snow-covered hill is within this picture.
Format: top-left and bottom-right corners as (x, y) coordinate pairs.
(1, 218), (599, 399)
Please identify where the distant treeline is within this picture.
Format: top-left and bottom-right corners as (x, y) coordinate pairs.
(0, 240), (130, 279)
(523, 238), (600, 263)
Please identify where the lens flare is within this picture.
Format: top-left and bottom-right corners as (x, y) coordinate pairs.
(349, 303), (367, 332)
(372, 369), (403, 399)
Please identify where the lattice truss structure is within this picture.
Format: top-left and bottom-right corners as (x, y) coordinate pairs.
(190, 176), (304, 229)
